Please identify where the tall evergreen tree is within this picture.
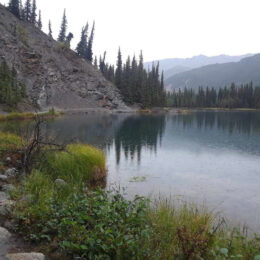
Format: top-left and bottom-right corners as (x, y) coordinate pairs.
(37, 10), (42, 29)
(19, 0), (24, 20)
(94, 56), (98, 69)
(76, 23), (88, 58)
(115, 48), (122, 89)
(48, 20), (53, 38)
(58, 9), (67, 42)
(86, 21), (95, 62)
(31, 0), (37, 24)
(8, 0), (20, 18)
(24, 0), (31, 22)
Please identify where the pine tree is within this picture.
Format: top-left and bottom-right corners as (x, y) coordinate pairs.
(48, 20), (53, 38)
(31, 0), (37, 24)
(86, 21), (95, 62)
(76, 24), (88, 58)
(8, 0), (20, 18)
(24, 0), (31, 22)
(115, 48), (122, 89)
(19, 0), (24, 20)
(37, 10), (42, 29)
(58, 9), (67, 42)
(94, 56), (98, 69)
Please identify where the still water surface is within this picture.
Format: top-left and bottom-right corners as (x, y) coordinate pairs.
(2, 111), (260, 231)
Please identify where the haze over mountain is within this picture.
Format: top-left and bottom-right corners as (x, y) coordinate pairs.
(145, 54), (253, 80)
(165, 54), (260, 91)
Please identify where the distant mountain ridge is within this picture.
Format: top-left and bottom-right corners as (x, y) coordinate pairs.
(165, 53), (260, 91)
(145, 54), (254, 80)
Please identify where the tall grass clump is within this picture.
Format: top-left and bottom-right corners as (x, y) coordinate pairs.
(0, 131), (23, 152)
(143, 199), (260, 259)
(41, 144), (106, 187)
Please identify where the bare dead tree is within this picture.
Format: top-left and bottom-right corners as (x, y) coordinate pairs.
(21, 115), (66, 174)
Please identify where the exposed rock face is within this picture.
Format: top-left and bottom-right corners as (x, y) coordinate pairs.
(0, 4), (128, 111)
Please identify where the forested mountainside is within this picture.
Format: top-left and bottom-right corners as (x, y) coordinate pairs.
(0, 3), (127, 111)
(145, 54), (253, 80)
(165, 54), (260, 91)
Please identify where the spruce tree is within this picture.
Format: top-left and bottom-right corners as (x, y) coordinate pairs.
(48, 20), (53, 38)
(31, 0), (37, 24)
(94, 56), (98, 69)
(76, 24), (88, 58)
(58, 9), (67, 42)
(115, 48), (122, 89)
(24, 0), (31, 22)
(8, 0), (20, 18)
(37, 10), (42, 29)
(86, 21), (95, 62)
(19, 0), (24, 20)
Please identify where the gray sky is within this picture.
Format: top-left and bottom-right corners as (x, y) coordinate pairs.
(2, 0), (260, 63)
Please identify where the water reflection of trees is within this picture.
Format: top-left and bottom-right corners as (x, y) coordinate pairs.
(114, 115), (166, 164)
(172, 112), (260, 135)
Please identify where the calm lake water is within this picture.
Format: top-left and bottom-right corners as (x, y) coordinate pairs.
(1, 111), (260, 231)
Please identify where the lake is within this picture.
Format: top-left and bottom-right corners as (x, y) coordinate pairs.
(1, 111), (260, 231)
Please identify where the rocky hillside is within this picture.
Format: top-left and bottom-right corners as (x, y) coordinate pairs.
(0, 4), (127, 111)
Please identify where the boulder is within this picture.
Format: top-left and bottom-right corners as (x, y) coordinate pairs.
(0, 200), (15, 216)
(0, 175), (8, 182)
(6, 253), (46, 260)
(2, 184), (15, 192)
(0, 191), (9, 202)
(5, 168), (18, 177)
(54, 178), (67, 185)
(0, 226), (12, 242)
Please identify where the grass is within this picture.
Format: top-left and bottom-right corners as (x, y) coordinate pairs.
(0, 108), (61, 122)
(144, 200), (260, 259)
(1, 133), (259, 259)
(11, 182), (260, 259)
(41, 144), (106, 187)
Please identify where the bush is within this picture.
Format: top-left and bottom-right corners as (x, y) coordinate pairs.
(13, 185), (150, 259)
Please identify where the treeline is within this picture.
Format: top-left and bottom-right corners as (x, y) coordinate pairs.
(8, 0), (42, 28)
(167, 82), (260, 108)
(0, 60), (26, 107)
(99, 49), (166, 107)
(8, 0), (95, 62)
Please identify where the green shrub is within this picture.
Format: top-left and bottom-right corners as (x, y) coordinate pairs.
(13, 187), (150, 259)
(16, 25), (29, 45)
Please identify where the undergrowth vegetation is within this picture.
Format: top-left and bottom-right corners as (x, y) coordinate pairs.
(11, 178), (260, 259)
(1, 129), (259, 259)
(0, 108), (60, 122)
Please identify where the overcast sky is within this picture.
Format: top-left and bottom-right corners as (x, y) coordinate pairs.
(1, 0), (260, 63)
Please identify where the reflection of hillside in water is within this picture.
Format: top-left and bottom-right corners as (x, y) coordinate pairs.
(114, 115), (166, 164)
(171, 111), (260, 135)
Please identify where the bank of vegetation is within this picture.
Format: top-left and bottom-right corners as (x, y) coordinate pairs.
(0, 60), (27, 109)
(0, 122), (259, 259)
(0, 108), (61, 122)
(167, 82), (260, 109)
